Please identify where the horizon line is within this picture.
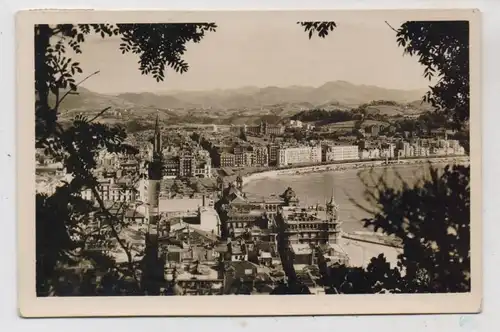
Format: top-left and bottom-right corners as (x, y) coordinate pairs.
(80, 79), (429, 96)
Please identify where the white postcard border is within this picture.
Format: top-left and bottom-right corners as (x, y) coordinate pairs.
(17, 9), (482, 317)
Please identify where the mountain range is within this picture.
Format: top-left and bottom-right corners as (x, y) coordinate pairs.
(56, 80), (430, 117)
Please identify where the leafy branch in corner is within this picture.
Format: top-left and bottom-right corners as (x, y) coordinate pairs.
(297, 21), (337, 39)
(35, 23), (216, 296)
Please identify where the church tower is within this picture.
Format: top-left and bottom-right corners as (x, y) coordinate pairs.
(236, 174), (243, 191)
(143, 113), (163, 294)
(325, 188), (340, 244)
(326, 189), (338, 219)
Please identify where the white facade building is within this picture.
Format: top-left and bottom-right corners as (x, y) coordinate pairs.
(323, 145), (359, 162)
(277, 145), (322, 166)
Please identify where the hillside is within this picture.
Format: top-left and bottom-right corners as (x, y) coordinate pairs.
(55, 81), (430, 125)
(49, 87), (137, 112)
(363, 100), (433, 117)
(117, 81), (426, 111)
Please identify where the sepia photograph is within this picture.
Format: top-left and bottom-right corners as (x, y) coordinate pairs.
(17, 9), (481, 317)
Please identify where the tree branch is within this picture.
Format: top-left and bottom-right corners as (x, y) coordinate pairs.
(54, 122), (140, 289)
(88, 107), (111, 123)
(55, 70), (100, 110)
(385, 21), (399, 33)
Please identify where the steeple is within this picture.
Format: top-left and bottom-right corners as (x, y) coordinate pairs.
(143, 111), (163, 295)
(236, 173), (243, 191)
(326, 188), (338, 216)
(153, 112), (162, 157)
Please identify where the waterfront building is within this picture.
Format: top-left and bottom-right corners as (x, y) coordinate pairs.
(397, 142), (414, 158)
(251, 146), (269, 167)
(359, 149), (373, 159)
(215, 181), (300, 242)
(275, 193), (342, 247)
(267, 143), (280, 166)
(322, 145), (359, 162)
(413, 145), (431, 157)
(277, 145), (322, 166)
(234, 146), (252, 168)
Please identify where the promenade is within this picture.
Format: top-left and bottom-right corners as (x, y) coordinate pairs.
(241, 155), (470, 186)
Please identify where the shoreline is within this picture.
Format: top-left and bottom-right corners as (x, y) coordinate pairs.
(242, 156), (470, 187)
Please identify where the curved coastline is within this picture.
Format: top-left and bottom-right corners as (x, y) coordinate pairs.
(242, 156), (470, 187)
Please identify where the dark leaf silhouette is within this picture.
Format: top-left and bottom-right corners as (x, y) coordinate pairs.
(35, 23), (216, 296)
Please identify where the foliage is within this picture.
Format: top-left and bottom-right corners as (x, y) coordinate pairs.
(366, 100), (400, 107)
(291, 108), (358, 123)
(275, 20), (472, 295)
(36, 188), (90, 295)
(396, 21), (470, 131)
(35, 23), (216, 296)
(239, 129), (248, 142)
(321, 255), (403, 294)
(298, 21), (337, 39)
(344, 164), (470, 293)
(125, 120), (155, 133)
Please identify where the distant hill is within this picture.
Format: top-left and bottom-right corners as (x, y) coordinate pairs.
(123, 80), (427, 110)
(362, 100), (433, 117)
(56, 81), (430, 122)
(49, 87), (137, 112)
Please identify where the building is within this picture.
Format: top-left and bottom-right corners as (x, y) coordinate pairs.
(234, 146), (252, 168)
(119, 159), (139, 175)
(95, 204), (147, 225)
(380, 143), (396, 159)
(267, 143), (280, 166)
(163, 156), (179, 178)
(261, 122), (285, 136)
(193, 158), (212, 178)
(215, 182), (300, 243)
(288, 120), (303, 129)
(162, 153), (211, 179)
(224, 208), (268, 239)
(276, 193), (342, 246)
(322, 145), (359, 162)
(216, 151), (236, 168)
(367, 124), (380, 137)
(81, 178), (136, 203)
(413, 145), (430, 157)
(245, 122), (284, 136)
(397, 142), (414, 158)
(359, 148), (380, 160)
(179, 151), (195, 178)
(251, 146), (269, 167)
(277, 145), (322, 166)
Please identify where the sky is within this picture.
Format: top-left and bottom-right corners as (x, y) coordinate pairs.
(71, 19), (434, 94)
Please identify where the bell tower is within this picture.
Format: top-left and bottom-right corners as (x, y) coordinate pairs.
(236, 174), (243, 191)
(325, 188), (340, 244)
(143, 113), (163, 294)
(326, 189), (338, 219)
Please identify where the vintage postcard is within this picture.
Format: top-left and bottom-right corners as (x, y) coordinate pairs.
(17, 9), (482, 317)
